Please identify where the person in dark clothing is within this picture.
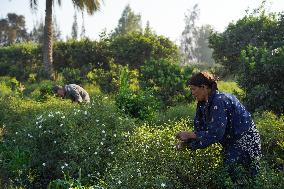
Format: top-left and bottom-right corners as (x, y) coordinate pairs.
(176, 71), (261, 181)
(53, 84), (90, 103)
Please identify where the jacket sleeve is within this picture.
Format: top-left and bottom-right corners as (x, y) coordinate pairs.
(188, 98), (228, 149)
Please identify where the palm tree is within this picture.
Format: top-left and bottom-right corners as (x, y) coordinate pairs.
(30, 0), (102, 79)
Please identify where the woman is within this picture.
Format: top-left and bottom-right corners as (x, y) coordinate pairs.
(176, 71), (261, 179)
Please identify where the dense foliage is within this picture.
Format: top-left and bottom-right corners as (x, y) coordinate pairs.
(239, 45), (284, 114)
(0, 92), (283, 188)
(0, 32), (178, 85)
(140, 59), (193, 106)
(209, 12), (284, 74)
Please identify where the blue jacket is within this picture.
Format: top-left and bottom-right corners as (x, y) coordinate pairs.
(188, 91), (255, 150)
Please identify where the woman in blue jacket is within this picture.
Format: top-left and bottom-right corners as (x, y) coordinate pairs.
(176, 71), (261, 179)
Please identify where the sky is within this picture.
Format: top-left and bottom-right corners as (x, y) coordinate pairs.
(1, 0), (284, 43)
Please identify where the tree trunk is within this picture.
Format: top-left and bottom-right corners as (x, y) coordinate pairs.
(43, 0), (54, 80)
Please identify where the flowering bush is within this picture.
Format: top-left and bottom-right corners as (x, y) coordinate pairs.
(103, 118), (231, 189)
(1, 93), (284, 188)
(0, 95), (135, 188)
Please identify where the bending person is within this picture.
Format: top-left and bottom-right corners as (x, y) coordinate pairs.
(53, 84), (90, 103)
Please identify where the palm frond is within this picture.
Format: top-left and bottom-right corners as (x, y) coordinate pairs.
(72, 0), (102, 15)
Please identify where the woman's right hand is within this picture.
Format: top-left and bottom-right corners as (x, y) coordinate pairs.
(176, 131), (195, 141)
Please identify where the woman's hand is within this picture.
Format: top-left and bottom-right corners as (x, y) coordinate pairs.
(176, 131), (197, 141)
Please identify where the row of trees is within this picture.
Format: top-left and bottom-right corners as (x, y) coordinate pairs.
(2, 2), (215, 79)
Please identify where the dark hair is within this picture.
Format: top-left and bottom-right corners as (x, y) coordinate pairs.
(52, 85), (63, 94)
(188, 71), (219, 91)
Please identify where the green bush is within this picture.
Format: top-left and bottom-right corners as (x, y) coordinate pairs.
(53, 39), (111, 74)
(109, 32), (179, 69)
(0, 95), (135, 188)
(0, 76), (22, 97)
(239, 45), (284, 114)
(23, 80), (59, 101)
(86, 62), (124, 94)
(115, 67), (160, 121)
(217, 80), (245, 101)
(0, 42), (42, 81)
(103, 119), (231, 189)
(61, 68), (83, 84)
(155, 103), (196, 124)
(254, 111), (284, 171)
(140, 59), (193, 107)
(209, 12), (282, 75)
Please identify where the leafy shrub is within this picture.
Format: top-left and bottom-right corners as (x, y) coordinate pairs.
(239, 45), (284, 114)
(254, 111), (284, 171)
(24, 80), (58, 101)
(209, 12), (282, 74)
(155, 103), (196, 124)
(0, 42), (42, 81)
(53, 39), (111, 74)
(217, 80), (245, 101)
(0, 76), (23, 97)
(86, 62), (124, 94)
(103, 119), (231, 189)
(61, 68), (83, 84)
(115, 67), (160, 120)
(109, 32), (179, 69)
(0, 95), (135, 188)
(140, 59), (193, 107)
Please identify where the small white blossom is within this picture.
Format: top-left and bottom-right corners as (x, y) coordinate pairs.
(42, 163), (46, 166)
(61, 116), (65, 119)
(161, 183), (166, 187)
(48, 113), (54, 117)
(118, 180), (122, 184)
